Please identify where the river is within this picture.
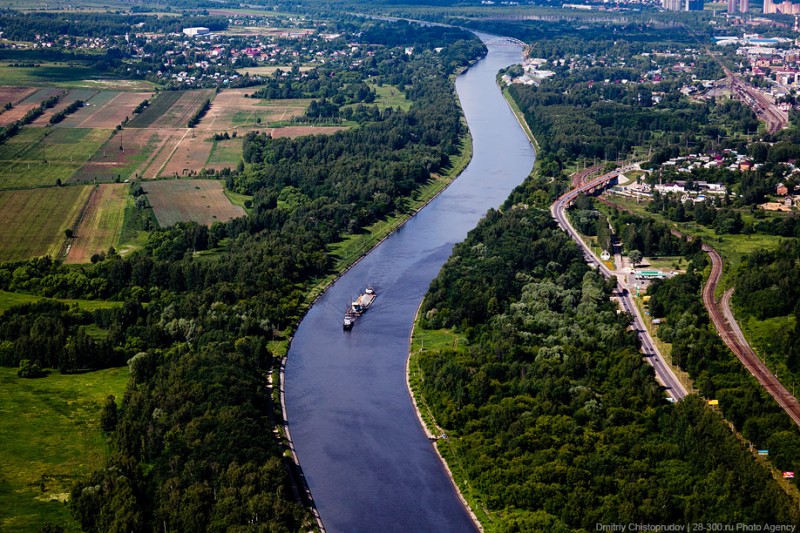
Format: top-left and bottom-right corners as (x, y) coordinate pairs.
(284, 34), (535, 532)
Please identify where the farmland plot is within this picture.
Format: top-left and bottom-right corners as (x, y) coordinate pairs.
(0, 86), (38, 107)
(65, 183), (127, 264)
(196, 88), (309, 130)
(0, 128), (111, 189)
(198, 90), (310, 131)
(74, 128), (168, 183)
(137, 129), (187, 179)
(0, 186), (90, 262)
(125, 91), (181, 128)
(270, 125), (347, 138)
(127, 90), (214, 129)
(142, 179), (245, 227)
(60, 91), (153, 129)
(0, 87), (66, 127)
(158, 132), (215, 177)
(29, 88), (98, 126)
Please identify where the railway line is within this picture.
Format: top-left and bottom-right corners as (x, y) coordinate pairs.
(701, 244), (800, 427)
(723, 66), (788, 135)
(599, 194), (800, 425)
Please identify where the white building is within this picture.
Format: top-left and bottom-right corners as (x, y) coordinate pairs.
(183, 27), (210, 37)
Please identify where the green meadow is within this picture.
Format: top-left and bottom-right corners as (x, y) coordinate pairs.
(0, 366), (129, 532)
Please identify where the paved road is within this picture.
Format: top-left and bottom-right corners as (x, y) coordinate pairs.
(551, 171), (689, 401)
(702, 245), (800, 427)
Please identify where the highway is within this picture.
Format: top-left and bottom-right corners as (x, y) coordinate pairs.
(551, 170), (689, 401)
(702, 244), (800, 427)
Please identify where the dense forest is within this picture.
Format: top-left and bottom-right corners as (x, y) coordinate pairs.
(416, 190), (797, 529)
(408, 14), (800, 530)
(0, 22), (485, 532)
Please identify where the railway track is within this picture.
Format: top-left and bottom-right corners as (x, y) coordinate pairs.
(701, 244), (800, 427)
(599, 194), (800, 424)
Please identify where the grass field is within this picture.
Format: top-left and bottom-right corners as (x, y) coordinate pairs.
(207, 137), (243, 167)
(0, 127), (112, 189)
(0, 366), (129, 533)
(0, 290), (122, 315)
(370, 83), (411, 111)
(0, 62), (152, 90)
(65, 184), (127, 264)
(0, 186), (90, 262)
(141, 179), (246, 227)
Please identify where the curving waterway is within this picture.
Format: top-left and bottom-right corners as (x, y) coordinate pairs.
(284, 34), (535, 532)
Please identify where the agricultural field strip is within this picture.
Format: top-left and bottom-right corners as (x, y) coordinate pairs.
(125, 91), (181, 128)
(0, 128), (113, 189)
(149, 128), (190, 178)
(66, 184), (127, 264)
(141, 179), (245, 227)
(0, 186), (90, 262)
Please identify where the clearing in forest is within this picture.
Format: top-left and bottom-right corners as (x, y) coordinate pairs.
(0, 128), (111, 189)
(141, 179), (245, 227)
(65, 183), (127, 264)
(0, 186), (90, 262)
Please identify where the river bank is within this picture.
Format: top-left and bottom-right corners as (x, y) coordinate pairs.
(405, 78), (539, 533)
(284, 40), (534, 532)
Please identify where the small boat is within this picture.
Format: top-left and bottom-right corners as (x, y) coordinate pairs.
(343, 309), (355, 330)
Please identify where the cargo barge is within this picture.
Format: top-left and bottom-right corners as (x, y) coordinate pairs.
(343, 287), (375, 329)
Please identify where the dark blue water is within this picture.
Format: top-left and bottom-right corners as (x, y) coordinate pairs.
(284, 35), (535, 532)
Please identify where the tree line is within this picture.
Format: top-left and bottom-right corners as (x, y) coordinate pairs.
(416, 196), (797, 529)
(0, 22), (485, 532)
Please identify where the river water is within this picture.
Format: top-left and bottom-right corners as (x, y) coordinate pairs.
(284, 35), (535, 532)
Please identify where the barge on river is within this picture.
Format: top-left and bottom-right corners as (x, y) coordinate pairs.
(343, 287), (376, 329)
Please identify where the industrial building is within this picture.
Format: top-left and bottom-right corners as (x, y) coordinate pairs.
(183, 27), (210, 37)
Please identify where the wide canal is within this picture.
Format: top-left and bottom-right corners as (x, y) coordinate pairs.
(284, 34), (535, 532)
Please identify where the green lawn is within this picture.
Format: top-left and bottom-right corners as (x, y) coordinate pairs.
(0, 290), (122, 315)
(0, 366), (129, 532)
(0, 127), (111, 189)
(0, 63), (152, 90)
(370, 83), (412, 111)
(208, 138), (243, 165)
(223, 188), (253, 213)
